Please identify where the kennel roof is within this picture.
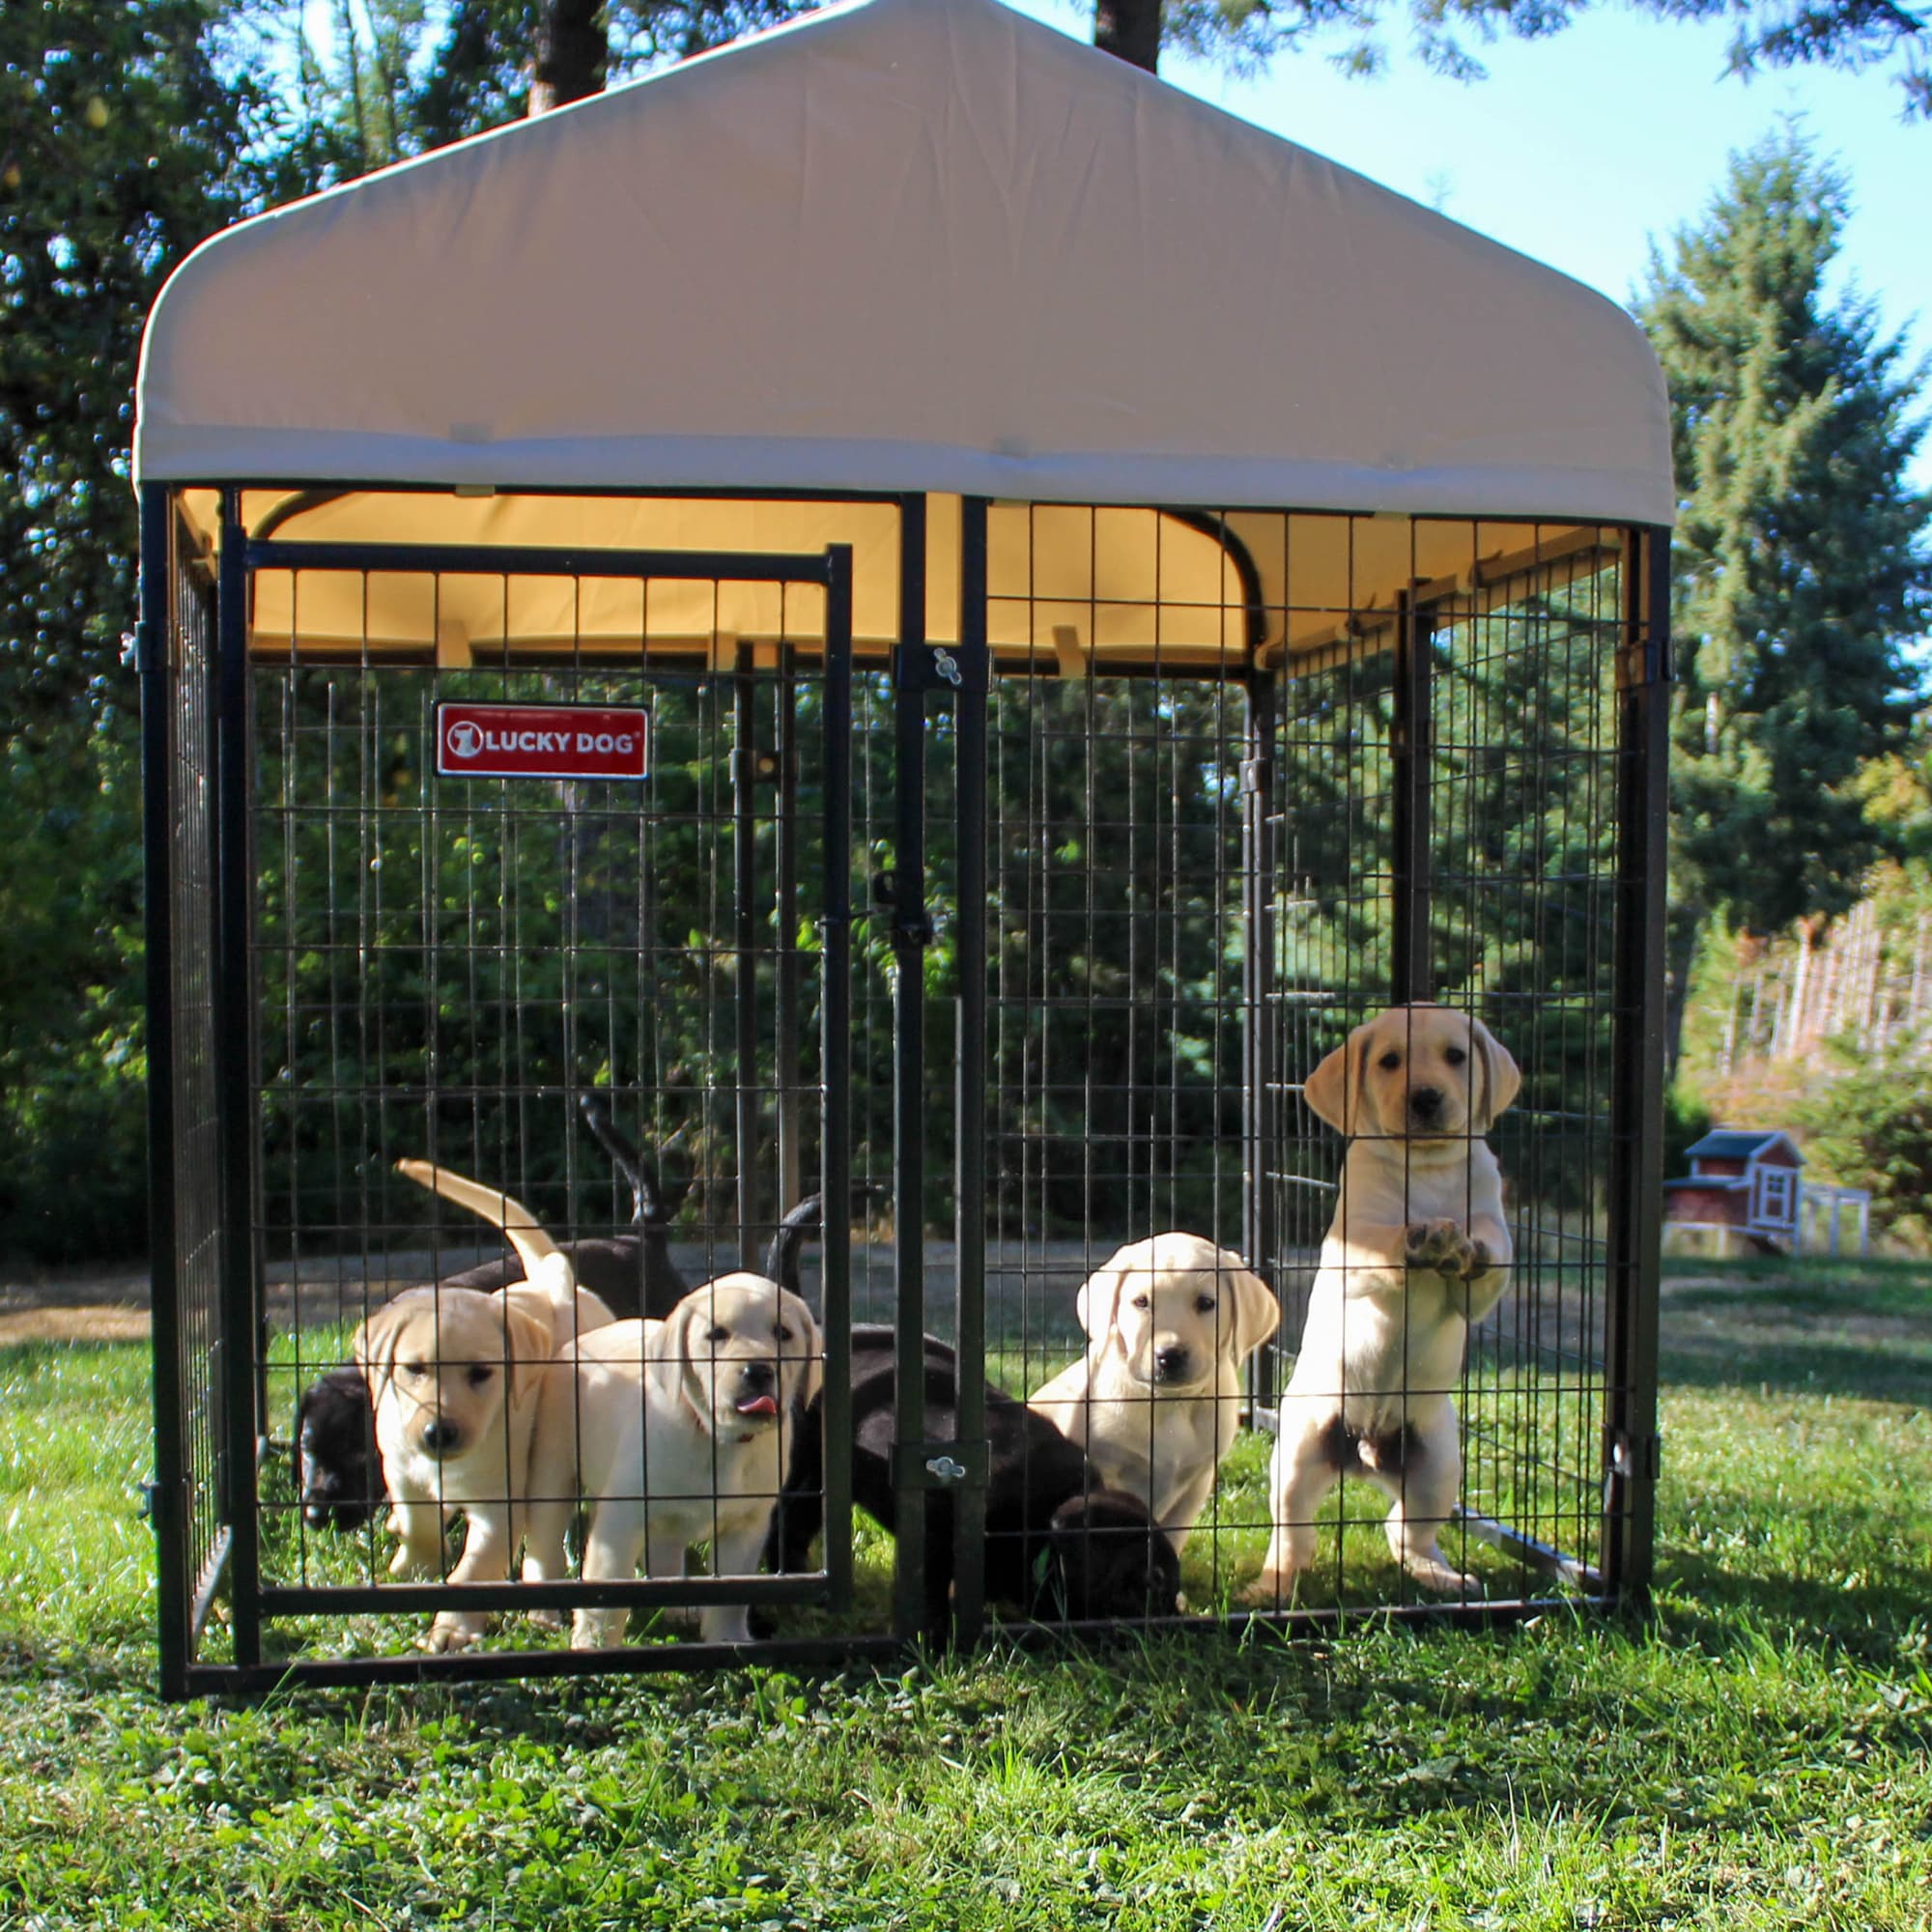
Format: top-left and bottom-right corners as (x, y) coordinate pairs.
(134, 0), (1672, 668)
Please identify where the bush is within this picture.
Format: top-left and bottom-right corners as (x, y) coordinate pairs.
(1792, 1042), (1932, 1251)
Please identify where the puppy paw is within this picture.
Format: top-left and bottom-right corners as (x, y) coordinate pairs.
(1237, 1568), (1300, 1608)
(424, 1611), (488, 1653)
(525, 1605), (566, 1633)
(1402, 1552), (1484, 1597)
(1405, 1220), (1481, 1279)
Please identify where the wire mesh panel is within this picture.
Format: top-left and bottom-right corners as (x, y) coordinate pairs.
(962, 507), (1634, 1630)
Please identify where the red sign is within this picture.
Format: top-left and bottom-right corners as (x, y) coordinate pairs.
(435, 702), (650, 781)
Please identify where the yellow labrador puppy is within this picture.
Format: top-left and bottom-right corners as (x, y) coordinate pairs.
(1247, 1004), (1519, 1603)
(1028, 1233), (1279, 1555)
(353, 1160), (616, 1652)
(522, 1272), (822, 1647)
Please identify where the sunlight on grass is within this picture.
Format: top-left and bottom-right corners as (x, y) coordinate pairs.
(2, 1258), (1929, 1929)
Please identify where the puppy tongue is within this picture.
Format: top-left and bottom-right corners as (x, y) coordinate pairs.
(736, 1394), (780, 1417)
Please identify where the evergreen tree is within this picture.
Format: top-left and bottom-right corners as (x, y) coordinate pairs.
(1636, 130), (1932, 1065)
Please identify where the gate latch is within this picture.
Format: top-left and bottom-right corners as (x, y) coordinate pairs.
(894, 1440), (989, 1491)
(894, 640), (987, 695)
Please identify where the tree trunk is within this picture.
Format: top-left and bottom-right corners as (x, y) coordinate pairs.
(531, 0), (607, 114)
(1094, 0), (1161, 72)
(1662, 903), (1702, 1077)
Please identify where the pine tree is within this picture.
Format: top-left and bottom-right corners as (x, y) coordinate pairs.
(1636, 129), (1932, 1065)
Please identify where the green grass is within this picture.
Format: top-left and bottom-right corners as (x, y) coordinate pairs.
(3, 1257), (1930, 1928)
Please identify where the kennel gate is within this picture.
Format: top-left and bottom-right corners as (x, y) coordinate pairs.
(141, 486), (1666, 1696)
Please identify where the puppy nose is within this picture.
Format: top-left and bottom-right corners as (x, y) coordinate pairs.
(1410, 1086), (1442, 1119)
(1154, 1345), (1191, 1381)
(740, 1360), (776, 1392)
(419, 1416), (462, 1456)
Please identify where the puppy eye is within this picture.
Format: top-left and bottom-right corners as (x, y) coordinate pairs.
(467, 1365), (495, 1388)
(1444, 1046), (1466, 1066)
(1130, 1293), (1151, 1311)
(402, 1362), (427, 1379)
(1194, 1294), (1216, 1316)
(705, 1325), (729, 1345)
(1378, 1050), (1402, 1070)
(776, 1324), (794, 1343)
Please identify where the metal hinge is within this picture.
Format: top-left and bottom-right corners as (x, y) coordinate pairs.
(1239, 757), (1272, 795)
(1606, 1430), (1662, 1483)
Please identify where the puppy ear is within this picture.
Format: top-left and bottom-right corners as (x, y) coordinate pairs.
(1226, 1264), (1282, 1363)
(1075, 1254), (1129, 1346)
(501, 1300), (554, 1418)
(351, 1299), (406, 1384)
(1469, 1015), (1521, 1132)
(648, 1293), (699, 1412)
(1304, 1028), (1370, 1134)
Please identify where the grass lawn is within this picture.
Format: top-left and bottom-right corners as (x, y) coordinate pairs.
(1, 1256), (1928, 1929)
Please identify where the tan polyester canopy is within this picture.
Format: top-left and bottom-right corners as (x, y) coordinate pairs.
(133, 0), (1674, 528)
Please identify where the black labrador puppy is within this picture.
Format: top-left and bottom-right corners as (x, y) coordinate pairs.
(294, 1364), (384, 1532)
(766, 1323), (1181, 1633)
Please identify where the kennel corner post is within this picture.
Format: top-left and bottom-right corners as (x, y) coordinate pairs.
(1602, 523), (1670, 1607)
(213, 487), (266, 1671)
(139, 481), (192, 1699)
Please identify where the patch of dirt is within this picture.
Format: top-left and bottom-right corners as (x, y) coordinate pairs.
(0, 1263), (154, 1346)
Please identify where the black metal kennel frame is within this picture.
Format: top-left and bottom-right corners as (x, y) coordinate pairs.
(140, 479), (1667, 1698)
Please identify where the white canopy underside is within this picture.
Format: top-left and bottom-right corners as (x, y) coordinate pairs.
(139, 0), (1669, 667)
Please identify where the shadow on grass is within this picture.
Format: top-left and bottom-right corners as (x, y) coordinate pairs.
(1659, 1256), (1932, 1405)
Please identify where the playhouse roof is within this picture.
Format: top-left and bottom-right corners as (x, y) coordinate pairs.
(132, 0), (1673, 527)
(1687, 1130), (1804, 1165)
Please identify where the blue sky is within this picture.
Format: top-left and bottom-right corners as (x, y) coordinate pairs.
(1017, 0), (1932, 484)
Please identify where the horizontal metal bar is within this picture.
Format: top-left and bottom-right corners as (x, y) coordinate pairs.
(1452, 1507), (1605, 1591)
(259, 1573), (831, 1616)
(178, 1592), (1616, 1699)
(244, 540), (841, 584)
(189, 1526), (234, 1644)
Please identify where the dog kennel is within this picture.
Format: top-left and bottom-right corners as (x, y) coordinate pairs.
(135, 0), (1671, 1696)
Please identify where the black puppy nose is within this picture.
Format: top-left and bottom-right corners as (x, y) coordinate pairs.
(1154, 1345), (1191, 1380)
(1410, 1086), (1443, 1118)
(420, 1417), (461, 1456)
(740, 1360), (776, 1391)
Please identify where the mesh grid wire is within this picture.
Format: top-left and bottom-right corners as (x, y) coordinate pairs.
(152, 497), (1639, 1676)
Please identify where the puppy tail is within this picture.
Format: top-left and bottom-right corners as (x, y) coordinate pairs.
(396, 1158), (560, 1281)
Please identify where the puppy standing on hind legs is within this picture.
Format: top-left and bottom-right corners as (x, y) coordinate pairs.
(1246, 1004), (1520, 1605)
